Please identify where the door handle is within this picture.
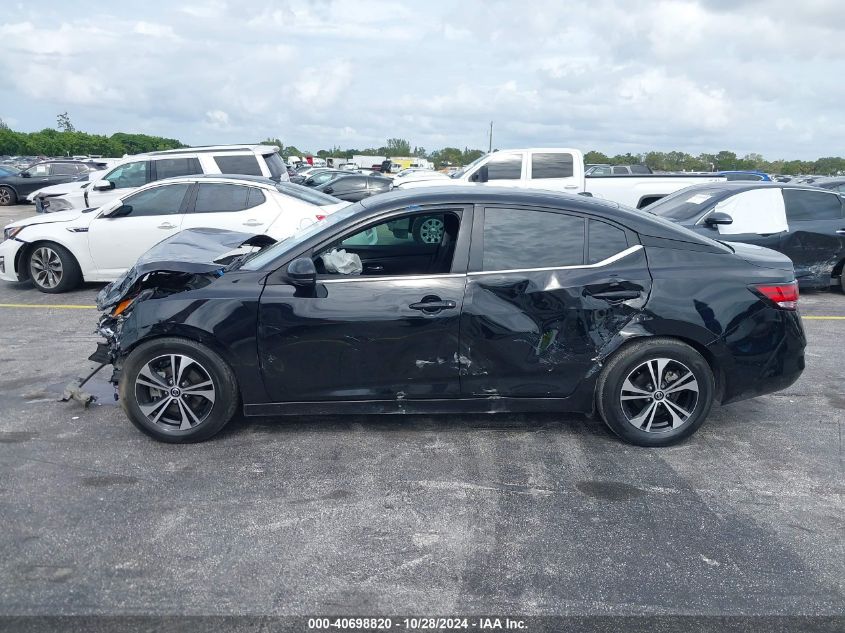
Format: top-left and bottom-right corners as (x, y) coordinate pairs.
(409, 299), (457, 312)
(564, 185), (579, 190)
(586, 289), (642, 302)
(836, 229), (845, 235)
(157, 222), (177, 229)
(242, 220), (263, 227)
(365, 264), (384, 272)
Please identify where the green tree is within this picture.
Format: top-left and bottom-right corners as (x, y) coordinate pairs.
(385, 138), (411, 156)
(56, 112), (75, 133)
(584, 150), (610, 165)
(461, 148), (484, 164)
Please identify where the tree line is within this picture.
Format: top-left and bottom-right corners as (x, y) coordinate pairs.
(2, 117), (842, 176)
(0, 115), (184, 157)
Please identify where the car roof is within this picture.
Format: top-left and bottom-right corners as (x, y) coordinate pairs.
(355, 186), (726, 246)
(667, 181), (833, 194)
(141, 144), (278, 156)
(155, 174), (278, 189)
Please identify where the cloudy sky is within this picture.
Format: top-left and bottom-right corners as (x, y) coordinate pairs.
(1, 0), (842, 158)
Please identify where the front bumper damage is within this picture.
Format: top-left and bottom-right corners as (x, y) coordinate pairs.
(64, 229), (274, 407)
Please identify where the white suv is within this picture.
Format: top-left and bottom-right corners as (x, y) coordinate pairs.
(43, 145), (289, 213)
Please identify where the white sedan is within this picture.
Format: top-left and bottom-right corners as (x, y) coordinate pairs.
(0, 175), (348, 293)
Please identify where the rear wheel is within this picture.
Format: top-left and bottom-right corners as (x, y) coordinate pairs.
(596, 338), (715, 447)
(27, 243), (81, 293)
(0, 186), (16, 206)
(120, 338), (239, 443)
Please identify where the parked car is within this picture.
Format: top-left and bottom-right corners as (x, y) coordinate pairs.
(0, 176), (346, 293)
(301, 169), (348, 187)
(391, 169), (449, 187)
(585, 164), (653, 176)
(646, 182), (845, 290)
(395, 148), (724, 208)
(717, 170), (772, 182)
(0, 160), (104, 206)
(313, 174), (391, 202)
(39, 145), (290, 213)
(810, 177), (845, 195)
(89, 187), (805, 445)
(28, 170), (106, 212)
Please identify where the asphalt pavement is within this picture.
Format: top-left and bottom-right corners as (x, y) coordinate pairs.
(0, 204), (842, 620)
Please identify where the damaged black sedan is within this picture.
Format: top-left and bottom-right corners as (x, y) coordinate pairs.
(92, 187), (806, 446)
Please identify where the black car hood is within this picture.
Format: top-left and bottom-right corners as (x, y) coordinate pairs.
(96, 228), (272, 311)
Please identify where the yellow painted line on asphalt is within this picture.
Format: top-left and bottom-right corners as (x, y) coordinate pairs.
(802, 315), (845, 320)
(0, 303), (97, 309)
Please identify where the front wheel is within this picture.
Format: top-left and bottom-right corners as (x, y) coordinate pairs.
(27, 243), (82, 293)
(119, 338), (239, 443)
(596, 338), (715, 447)
(0, 186), (17, 206)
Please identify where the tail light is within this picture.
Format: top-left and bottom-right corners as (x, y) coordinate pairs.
(751, 282), (799, 310)
(315, 214), (326, 221)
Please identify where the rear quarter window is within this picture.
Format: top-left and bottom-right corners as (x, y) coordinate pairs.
(213, 154), (262, 176)
(587, 220), (628, 264)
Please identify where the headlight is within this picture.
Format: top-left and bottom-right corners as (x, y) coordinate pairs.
(3, 226), (23, 241)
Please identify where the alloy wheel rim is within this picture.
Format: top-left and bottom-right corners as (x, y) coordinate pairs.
(0, 189), (10, 204)
(620, 357), (699, 433)
(135, 354), (216, 431)
(419, 218), (444, 244)
(30, 247), (63, 288)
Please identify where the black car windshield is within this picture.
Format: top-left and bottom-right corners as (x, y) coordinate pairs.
(240, 204), (363, 271)
(275, 182), (342, 205)
(646, 187), (728, 221)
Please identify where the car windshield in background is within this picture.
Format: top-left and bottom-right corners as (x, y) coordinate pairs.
(275, 182), (342, 205)
(240, 203), (363, 271)
(450, 153), (488, 178)
(646, 187), (727, 221)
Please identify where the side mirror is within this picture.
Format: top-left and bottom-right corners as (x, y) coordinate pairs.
(304, 178), (315, 186)
(93, 179), (115, 191)
(471, 165), (489, 183)
(704, 211), (733, 226)
(20, 171), (31, 178)
(287, 257), (317, 286)
(323, 186), (334, 194)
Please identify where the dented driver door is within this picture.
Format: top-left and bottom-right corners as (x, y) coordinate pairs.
(459, 205), (651, 398)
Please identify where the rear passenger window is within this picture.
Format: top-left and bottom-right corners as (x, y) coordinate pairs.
(155, 157), (202, 180)
(532, 153), (574, 179)
(588, 220), (628, 264)
(783, 189), (843, 221)
(483, 208), (584, 271)
(193, 183), (251, 213)
(612, 166), (628, 175)
(485, 153), (522, 180)
(213, 154), (262, 176)
(247, 188), (266, 208)
(52, 163), (78, 175)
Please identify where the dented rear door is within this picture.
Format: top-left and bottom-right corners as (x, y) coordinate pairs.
(460, 205), (650, 398)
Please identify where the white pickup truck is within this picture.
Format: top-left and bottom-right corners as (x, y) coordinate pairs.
(395, 148), (724, 208)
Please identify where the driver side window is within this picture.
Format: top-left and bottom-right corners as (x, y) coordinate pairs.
(105, 161), (150, 189)
(315, 211), (462, 278)
(119, 183), (191, 217)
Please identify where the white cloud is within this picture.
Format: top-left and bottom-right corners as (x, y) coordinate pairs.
(205, 110), (230, 129)
(0, 0), (843, 159)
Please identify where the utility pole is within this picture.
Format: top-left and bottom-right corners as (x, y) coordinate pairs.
(488, 121), (493, 153)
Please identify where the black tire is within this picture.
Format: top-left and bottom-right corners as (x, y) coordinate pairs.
(596, 338), (715, 447)
(27, 242), (82, 293)
(839, 269), (845, 294)
(0, 186), (17, 206)
(411, 215), (445, 244)
(119, 337), (239, 443)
